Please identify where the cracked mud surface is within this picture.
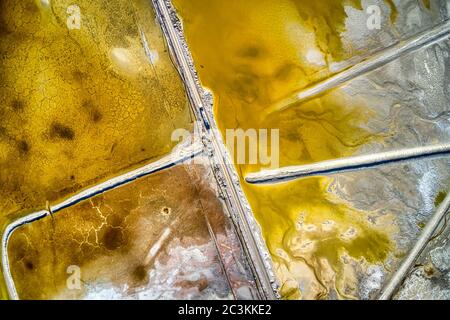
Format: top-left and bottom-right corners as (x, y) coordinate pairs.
(7, 164), (256, 300)
(0, 0), (195, 299)
(0, 0), (192, 225)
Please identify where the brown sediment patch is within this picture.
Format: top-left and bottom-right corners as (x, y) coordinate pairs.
(50, 122), (75, 141)
(17, 140), (30, 155)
